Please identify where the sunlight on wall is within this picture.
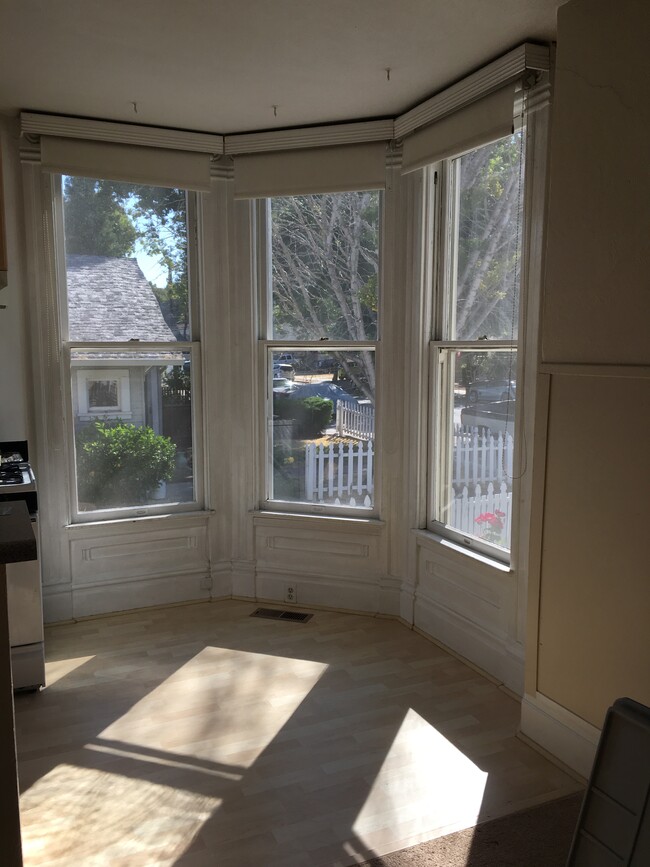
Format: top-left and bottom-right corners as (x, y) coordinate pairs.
(352, 708), (488, 851)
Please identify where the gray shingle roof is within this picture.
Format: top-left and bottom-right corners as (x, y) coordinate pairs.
(66, 255), (176, 342)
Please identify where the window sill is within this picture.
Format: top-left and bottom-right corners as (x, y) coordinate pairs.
(66, 509), (213, 533)
(252, 509), (385, 534)
(412, 528), (512, 573)
(77, 413), (132, 421)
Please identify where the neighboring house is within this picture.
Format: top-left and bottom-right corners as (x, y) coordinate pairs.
(66, 254), (177, 435)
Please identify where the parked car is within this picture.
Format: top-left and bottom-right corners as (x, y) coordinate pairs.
(272, 377), (297, 395)
(466, 379), (516, 404)
(273, 362), (295, 380)
(276, 352), (300, 367)
(315, 356), (337, 373)
(461, 399), (515, 436)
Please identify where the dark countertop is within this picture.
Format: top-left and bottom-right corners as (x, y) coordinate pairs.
(0, 500), (36, 564)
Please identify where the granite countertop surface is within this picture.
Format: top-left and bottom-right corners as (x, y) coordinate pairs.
(0, 499), (37, 564)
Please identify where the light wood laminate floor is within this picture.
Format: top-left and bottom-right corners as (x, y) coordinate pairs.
(14, 600), (582, 866)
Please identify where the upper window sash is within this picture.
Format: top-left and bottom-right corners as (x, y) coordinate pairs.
(262, 191), (382, 343)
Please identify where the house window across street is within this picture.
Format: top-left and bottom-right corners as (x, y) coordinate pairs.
(88, 379), (119, 410)
(60, 176), (199, 518)
(77, 370), (131, 418)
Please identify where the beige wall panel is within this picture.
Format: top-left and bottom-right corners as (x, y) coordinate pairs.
(541, 0), (650, 365)
(537, 374), (650, 726)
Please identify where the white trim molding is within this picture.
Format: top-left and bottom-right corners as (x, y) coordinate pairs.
(225, 119), (394, 155)
(520, 692), (600, 779)
(21, 112), (224, 155)
(395, 43), (550, 139)
(19, 43), (548, 160)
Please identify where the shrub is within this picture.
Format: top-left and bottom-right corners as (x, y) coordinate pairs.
(299, 397), (333, 437)
(76, 421), (176, 507)
(272, 396), (333, 438)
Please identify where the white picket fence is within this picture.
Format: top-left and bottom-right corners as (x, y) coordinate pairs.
(305, 440), (373, 506)
(304, 435), (511, 538)
(450, 481), (512, 548)
(336, 400), (374, 440)
(453, 424), (514, 486)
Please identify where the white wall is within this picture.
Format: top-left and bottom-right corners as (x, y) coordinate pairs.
(522, 0), (650, 777)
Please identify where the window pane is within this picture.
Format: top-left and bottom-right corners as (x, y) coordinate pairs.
(450, 135), (524, 340)
(270, 191), (380, 341)
(270, 349), (375, 509)
(62, 177), (189, 341)
(72, 351), (194, 511)
(88, 379), (118, 409)
(438, 349), (516, 552)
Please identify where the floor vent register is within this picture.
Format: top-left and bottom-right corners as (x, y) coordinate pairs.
(251, 608), (313, 623)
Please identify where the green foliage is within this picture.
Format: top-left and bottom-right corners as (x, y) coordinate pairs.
(273, 394), (294, 420)
(63, 177), (189, 337)
(63, 177), (136, 257)
(128, 186), (189, 338)
(162, 364), (191, 400)
(299, 397), (333, 437)
(272, 396), (333, 438)
(76, 421), (176, 507)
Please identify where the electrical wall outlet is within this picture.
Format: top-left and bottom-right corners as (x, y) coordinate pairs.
(284, 584), (297, 604)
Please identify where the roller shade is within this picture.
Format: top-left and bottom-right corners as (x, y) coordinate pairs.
(402, 85), (515, 173)
(41, 136), (212, 191)
(233, 142), (386, 199)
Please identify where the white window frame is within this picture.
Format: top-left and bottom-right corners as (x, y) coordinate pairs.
(256, 195), (382, 518)
(50, 175), (204, 523)
(426, 132), (526, 564)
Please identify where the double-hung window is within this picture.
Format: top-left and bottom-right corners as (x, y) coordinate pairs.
(233, 140), (387, 516)
(260, 190), (380, 513)
(429, 132), (525, 560)
(56, 173), (202, 519)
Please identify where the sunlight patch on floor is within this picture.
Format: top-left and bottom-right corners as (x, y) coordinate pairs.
(352, 708), (488, 852)
(20, 762), (221, 865)
(97, 647), (329, 766)
(44, 655), (96, 686)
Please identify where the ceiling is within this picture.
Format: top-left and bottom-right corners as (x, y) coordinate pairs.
(0, 1), (562, 136)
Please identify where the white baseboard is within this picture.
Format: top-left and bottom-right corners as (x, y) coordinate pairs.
(42, 585), (73, 623)
(69, 572), (210, 619)
(255, 567), (379, 613)
(230, 560), (256, 598)
(399, 580), (416, 625)
(378, 577), (402, 617)
(520, 692), (601, 779)
(210, 561), (233, 598)
(414, 592), (524, 694)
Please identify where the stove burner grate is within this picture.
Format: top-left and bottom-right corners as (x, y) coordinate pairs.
(0, 467), (25, 486)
